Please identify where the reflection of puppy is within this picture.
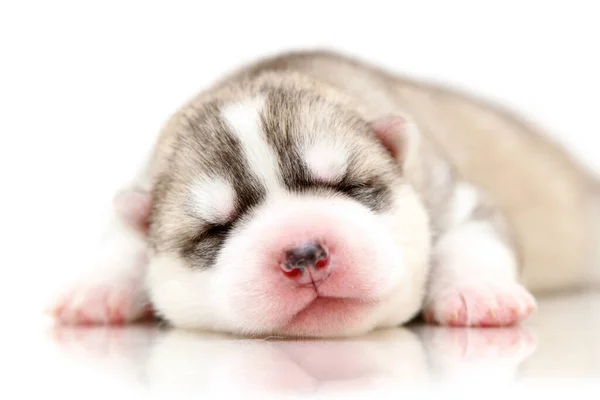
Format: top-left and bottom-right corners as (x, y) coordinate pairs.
(146, 329), (430, 395)
(415, 326), (536, 384)
(50, 51), (600, 337)
(48, 325), (536, 395)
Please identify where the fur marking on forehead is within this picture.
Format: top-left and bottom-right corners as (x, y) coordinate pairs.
(221, 96), (283, 193)
(189, 176), (236, 224)
(303, 140), (349, 184)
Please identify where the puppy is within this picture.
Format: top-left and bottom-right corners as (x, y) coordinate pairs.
(50, 51), (600, 337)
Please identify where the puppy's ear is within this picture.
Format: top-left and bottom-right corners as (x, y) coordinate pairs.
(113, 189), (152, 236)
(370, 115), (420, 168)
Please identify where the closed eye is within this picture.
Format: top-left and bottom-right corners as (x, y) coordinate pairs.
(285, 172), (392, 212)
(204, 222), (233, 238)
(181, 221), (233, 268)
(331, 180), (390, 212)
(184, 221), (233, 251)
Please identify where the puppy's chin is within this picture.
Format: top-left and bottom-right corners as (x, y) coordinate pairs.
(147, 190), (431, 338)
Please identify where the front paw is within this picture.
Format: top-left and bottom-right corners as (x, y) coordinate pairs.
(423, 281), (537, 327)
(49, 275), (153, 325)
(48, 251), (153, 326)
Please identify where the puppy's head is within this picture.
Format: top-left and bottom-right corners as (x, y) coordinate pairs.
(134, 88), (431, 337)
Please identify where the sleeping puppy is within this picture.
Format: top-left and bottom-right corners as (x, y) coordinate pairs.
(49, 50), (600, 337)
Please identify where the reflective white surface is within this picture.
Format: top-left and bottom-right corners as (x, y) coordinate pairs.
(2, 3), (600, 399)
(6, 291), (600, 399)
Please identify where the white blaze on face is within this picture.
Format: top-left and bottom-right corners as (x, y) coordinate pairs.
(220, 96), (283, 193)
(189, 177), (236, 224)
(303, 140), (349, 183)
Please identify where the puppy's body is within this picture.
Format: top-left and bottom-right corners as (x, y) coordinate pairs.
(52, 51), (600, 336)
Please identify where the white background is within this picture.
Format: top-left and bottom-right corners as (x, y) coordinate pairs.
(0, 0), (599, 323)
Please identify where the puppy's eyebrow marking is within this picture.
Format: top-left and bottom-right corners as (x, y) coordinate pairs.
(221, 96), (282, 193)
(189, 176), (236, 224)
(303, 140), (349, 184)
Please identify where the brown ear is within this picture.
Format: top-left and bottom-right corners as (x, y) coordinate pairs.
(113, 189), (152, 236)
(370, 115), (420, 168)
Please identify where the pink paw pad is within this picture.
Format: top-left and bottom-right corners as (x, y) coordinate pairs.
(423, 282), (537, 327)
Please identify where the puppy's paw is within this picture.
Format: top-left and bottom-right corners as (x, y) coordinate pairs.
(49, 253), (153, 325)
(50, 279), (152, 325)
(423, 281), (537, 327)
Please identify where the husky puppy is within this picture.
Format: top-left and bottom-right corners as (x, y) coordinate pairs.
(50, 51), (600, 337)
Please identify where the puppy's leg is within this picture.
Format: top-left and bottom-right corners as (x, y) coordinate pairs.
(423, 184), (537, 327)
(50, 183), (154, 325)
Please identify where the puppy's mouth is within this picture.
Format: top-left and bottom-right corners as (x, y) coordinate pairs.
(279, 296), (377, 337)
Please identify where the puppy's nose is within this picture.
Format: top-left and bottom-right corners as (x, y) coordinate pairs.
(281, 242), (330, 285)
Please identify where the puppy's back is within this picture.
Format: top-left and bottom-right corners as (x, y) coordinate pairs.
(394, 78), (599, 293)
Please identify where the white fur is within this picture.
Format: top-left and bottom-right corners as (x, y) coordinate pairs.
(423, 182), (537, 327)
(447, 182), (480, 228)
(189, 176), (236, 224)
(433, 221), (517, 282)
(50, 211), (151, 323)
(146, 185), (431, 337)
(146, 252), (215, 327)
(147, 193), (401, 335)
(221, 96), (282, 193)
(435, 181), (517, 283)
(303, 141), (349, 183)
(429, 157), (453, 191)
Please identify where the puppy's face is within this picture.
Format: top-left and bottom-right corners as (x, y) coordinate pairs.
(146, 90), (431, 337)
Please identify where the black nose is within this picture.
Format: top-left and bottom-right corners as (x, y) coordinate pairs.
(283, 243), (329, 273)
